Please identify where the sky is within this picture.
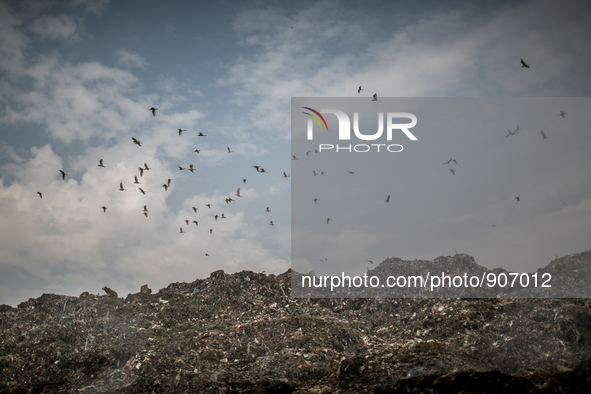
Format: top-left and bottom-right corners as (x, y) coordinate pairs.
(0, 0), (590, 306)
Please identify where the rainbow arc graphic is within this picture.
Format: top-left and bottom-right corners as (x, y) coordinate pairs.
(302, 107), (328, 131)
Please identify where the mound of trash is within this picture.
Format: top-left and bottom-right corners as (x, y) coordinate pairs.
(1, 252), (591, 393)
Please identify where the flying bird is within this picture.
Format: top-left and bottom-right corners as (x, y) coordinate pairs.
(326, 218), (331, 224)
(260, 168), (267, 173)
(516, 196), (520, 201)
(178, 166), (185, 170)
(227, 147), (233, 153)
(150, 107), (158, 116)
(358, 86), (363, 93)
(134, 176), (140, 184)
(144, 163), (150, 170)
(541, 130), (548, 139)
(192, 220), (198, 226)
(197, 132), (206, 137)
(386, 195), (390, 203)
(209, 228), (213, 234)
(561, 202), (567, 206)
(98, 159), (105, 168)
(138, 167), (144, 177)
(560, 111), (567, 118)
(59, 170), (66, 180)
(236, 188), (241, 197)
(192, 207), (198, 212)
(449, 169), (456, 175)
(372, 93), (379, 101)
(143, 205), (149, 212)
(194, 149), (200, 153)
(178, 128), (186, 136)
(102, 206), (107, 213)
(506, 125), (520, 137)
(185, 220), (189, 225)
(314, 198), (318, 203)
(368, 260), (373, 264)
(347, 171), (354, 174)
(139, 188), (146, 195)
(305, 151), (310, 156)
(313, 170), (317, 176)
(269, 221), (274, 226)
(243, 179), (247, 183)
(132, 137), (142, 146)
(37, 192), (42, 198)
(520, 59), (530, 68)
(188, 164), (194, 173)
(119, 182), (126, 191)
(253, 166), (260, 172)
(144, 212), (148, 217)
(180, 228), (184, 234)
(205, 204), (212, 209)
(162, 184), (168, 191)
(167, 179), (172, 187)
(221, 213), (226, 219)
(283, 172), (289, 178)
(442, 158), (457, 165)
(266, 207), (270, 212)
(292, 156), (299, 160)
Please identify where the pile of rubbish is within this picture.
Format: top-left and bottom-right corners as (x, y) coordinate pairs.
(1, 251), (590, 393)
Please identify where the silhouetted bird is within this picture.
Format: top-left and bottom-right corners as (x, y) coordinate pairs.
(178, 128), (186, 136)
(520, 59), (530, 68)
(59, 170), (66, 180)
(98, 159), (105, 168)
(386, 195), (390, 203)
(541, 130), (548, 139)
(102, 206), (107, 213)
(358, 86), (363, 93)
(516, 196), (520, 201)
(139, 188), (146, 195)
(150, 107), (158, 116)
(119, 182), (126, 191)
(37, 192), (42, 198)
(560, 111), (567, 118)
(132, 137), (142, 146)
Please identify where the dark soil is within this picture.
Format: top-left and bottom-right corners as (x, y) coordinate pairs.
(1, 252), (591, 393)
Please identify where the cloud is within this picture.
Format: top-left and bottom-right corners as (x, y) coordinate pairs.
(28, 14), (78, 40)
(115, 49), (148, 69)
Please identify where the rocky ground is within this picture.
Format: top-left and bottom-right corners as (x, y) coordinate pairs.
(1, 252), (591, 393)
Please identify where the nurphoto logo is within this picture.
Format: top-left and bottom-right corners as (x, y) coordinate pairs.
(302, 107), (418, 153)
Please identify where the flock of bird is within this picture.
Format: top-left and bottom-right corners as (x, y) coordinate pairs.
(36, 106), (293, 255)
(34, 58), (569, 263)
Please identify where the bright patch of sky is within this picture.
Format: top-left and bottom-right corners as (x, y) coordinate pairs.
(1, 0), (590, 306)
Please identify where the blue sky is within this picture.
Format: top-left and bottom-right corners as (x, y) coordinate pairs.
(1, 0), (590, 306)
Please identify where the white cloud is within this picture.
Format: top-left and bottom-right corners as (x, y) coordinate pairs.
(115, 49), (148, 69)
(28, 14), (78, 40)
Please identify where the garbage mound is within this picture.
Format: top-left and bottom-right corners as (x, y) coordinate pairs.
(1, 252), (591, 393)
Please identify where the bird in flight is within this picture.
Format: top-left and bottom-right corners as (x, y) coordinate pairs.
(150, 107), (158, 116)
(178, 166), (185, 171)
(266, 207), (270, 212)
(192, 207), (198, 212)
(119, 182), (126, 191)
(192, 220), (198, 226)
(197, 132), (206, 137)
(292, 155), (299, 160)
(185, 219), (189, 225)
(305, 151), (310, 156)
(227, 147), (234, 153)
(59, 170), (67, 180)
(143, 205), (149, 212)
(368, 260), (373, 264)
(560, 111), (567, 118)
(442, 158), (457, 165)
(358, 86), (363, 93)
(209, 228), (213, 234)
(326, 218), (331, 224)
(314, 198), (318, 203)
(188, 164), (195, 173)
(385, 195), (390, 203)
(102, 206), (107, 213)
(221, 213), (227, 219)
(132, 137), (142, 147)
(347, 171), (354, 174)
(236, 188), (241, 197)
(515, 196), (520, 201)
(144, 163), (150, 170)
(138, 167), (144, 177)
(541, 130), (548, 139)
(139, 188), (146, 195)
(144, 212), (148, 218)
(37, 192), (42, 198)
(260, 168), (267, 173)
(520, 59), (530, 68)
(134, 176), (140, 184)
(98, 159), (105, 168)
(243, 179), (247, 183)
(561, 202), (567, 206)
(226, 198), (234, 204)
(269, 221), (275, 226)
(194, 149), (200, 153)
(372, 93), (380, 101)
(283, 172), (289, 178)
(506, 125), (520, 137)
(449, 169), (456, 175)
(205, 204), (212, 209)
(180, 228), (184, 234)
(178, 128), (186, 136)
(167, 179), (172, 187)
(253, 165), (260, 172)
(162, 184), (168, 191)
